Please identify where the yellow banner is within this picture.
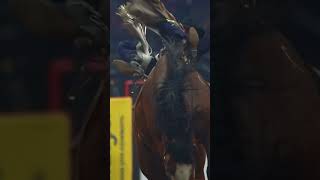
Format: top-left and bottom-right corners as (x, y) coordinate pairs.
(110, 97), (133, 180)
(0, 113), (70, 180)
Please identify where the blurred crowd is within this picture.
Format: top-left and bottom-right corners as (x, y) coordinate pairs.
(0, 1), (74, 111)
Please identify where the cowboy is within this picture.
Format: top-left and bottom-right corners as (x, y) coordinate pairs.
(113, 0), (201, 77)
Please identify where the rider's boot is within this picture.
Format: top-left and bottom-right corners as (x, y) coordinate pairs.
(113, 57), (156, 77)
(112, 59), (142, 77)
(129, 60), (144, 76)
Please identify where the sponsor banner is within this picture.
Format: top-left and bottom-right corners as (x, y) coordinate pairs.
(110, 97), (133, 180)
(0, 113), (70, 180)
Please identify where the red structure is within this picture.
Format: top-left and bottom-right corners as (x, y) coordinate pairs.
(48, 58), (73, 110)
(124, 80), (144, 96)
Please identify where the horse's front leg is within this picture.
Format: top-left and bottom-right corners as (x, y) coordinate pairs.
(134, 102), (169, 180)
(134, 136), (169, 180)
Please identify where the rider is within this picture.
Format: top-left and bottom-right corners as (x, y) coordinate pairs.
(114, 0), (201, 76)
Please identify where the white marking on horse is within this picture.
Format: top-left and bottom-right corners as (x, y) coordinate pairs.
(139, 169), (148, 180)
(204, 154), (208, 180)
(171, 164), (193, 180)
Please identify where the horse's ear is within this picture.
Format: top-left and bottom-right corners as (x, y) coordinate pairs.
(187, 27), (199, 49)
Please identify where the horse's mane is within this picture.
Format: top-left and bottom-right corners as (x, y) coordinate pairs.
(154, 42), (194, 163)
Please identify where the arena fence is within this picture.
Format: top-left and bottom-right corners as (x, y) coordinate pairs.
(110, 97), (133, 180)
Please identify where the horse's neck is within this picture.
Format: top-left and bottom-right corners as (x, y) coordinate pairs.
(148, 53), (171, 83)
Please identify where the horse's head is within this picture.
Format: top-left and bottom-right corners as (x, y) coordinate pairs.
(154, 45), (196, 179)
(161, 134), (196, 180)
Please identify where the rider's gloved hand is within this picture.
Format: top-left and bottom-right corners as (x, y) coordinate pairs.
(117, 40), (139, 62)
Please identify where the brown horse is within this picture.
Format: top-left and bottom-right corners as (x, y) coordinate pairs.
(213, 0), (320, 179)
(134, 42), (210, 180)
(8, 0), (108, 180)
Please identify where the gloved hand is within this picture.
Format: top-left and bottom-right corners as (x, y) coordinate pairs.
(117, 40), (139, 62)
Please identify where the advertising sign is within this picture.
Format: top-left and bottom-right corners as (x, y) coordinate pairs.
(0, 113), (70, 180)
(110, 97), (133, 180)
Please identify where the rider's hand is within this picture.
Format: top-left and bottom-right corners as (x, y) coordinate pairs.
(117, 40), (139, 62)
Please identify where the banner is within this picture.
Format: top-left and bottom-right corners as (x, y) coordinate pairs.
(110, 97), (133, 180)
(0, 113), (70, 180)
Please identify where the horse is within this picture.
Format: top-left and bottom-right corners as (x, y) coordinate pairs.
(8, 0), (109, 180)
(133, 40), (210, 180)
(213, 0), (320, 179)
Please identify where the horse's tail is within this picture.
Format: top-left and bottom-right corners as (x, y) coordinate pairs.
(155, 42), (194, 163)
